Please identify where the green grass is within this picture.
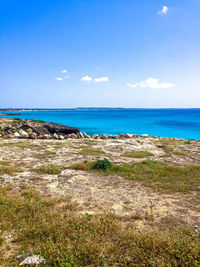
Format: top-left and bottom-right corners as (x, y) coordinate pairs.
(0, 186), (200, 266)
(36, 164), (62, 175)
(79, 145), (106, 156)
(70, 160), (200, 193)
(123, 150), (154, 158)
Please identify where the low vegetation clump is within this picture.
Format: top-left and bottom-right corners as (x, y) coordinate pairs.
(123, 150), (154, 158)
(79, 145), (106, 156)
(92, 158), (112, 170)
(0, 186), (200, 266)
(70, 160), (200, 193)
(36, 164), (62, 175)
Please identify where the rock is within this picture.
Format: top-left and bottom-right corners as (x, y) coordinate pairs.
(19, 255), (46, 265)
(100, 134), (108, 139)
(141, 134), (149, 137)
(83, 133), (90, 138)
(27, 128), (33, 134)
(43, 122), (79, 135)
(7, 134), (14, 138)
(71, 133), (77, 138)
(19, 129), (29, 138)
(14, 132), (20, 138)
(59, 135), (64, 140)
(17, 252), (32, 259)
(119, 133), (125, 138)
(132, 134), (138, 138)
(77, 132), (84, 138)
(92, 134), (99, 139)
(29, 133), (37, 139)
(125, 134), (132, 138)
(53, 133), (59, 139)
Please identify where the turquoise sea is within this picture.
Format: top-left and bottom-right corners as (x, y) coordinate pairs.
(2, 108), (200, 140)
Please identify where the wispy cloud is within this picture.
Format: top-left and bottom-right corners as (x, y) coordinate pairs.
(94, 77), (109, 82)
(126, 78), (175, 89)
(157, 6), (168, 15)
(80, 75), (92, 83)
(55, 77), (64, 81)
(64, 75), (70, 79)
(61, 69), (68, 73)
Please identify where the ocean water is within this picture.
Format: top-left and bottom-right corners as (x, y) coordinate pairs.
(2, 109), (200, 140)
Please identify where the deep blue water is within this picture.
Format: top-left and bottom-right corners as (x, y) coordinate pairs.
(1, 109), (200, 140)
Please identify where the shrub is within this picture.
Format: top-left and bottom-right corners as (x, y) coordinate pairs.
(92, 158), (112, 170)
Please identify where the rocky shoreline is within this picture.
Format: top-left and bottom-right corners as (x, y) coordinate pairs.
(0, 117), (151, 140)
(0, 117), (192, 141)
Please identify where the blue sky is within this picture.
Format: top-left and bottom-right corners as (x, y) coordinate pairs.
(0, 0), (200, 108)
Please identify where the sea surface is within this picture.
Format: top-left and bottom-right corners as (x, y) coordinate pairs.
(2, 108), (200, 140)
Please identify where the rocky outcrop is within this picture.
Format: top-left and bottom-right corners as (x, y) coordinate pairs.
(0, 118), (79, 139)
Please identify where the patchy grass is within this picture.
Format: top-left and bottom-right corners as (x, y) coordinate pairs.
(123, 150), (154, 158)
(79, 145), (106, 156)
(0, 166), (20, 175)
(35, 151), (56, 159)
(70, 160), (200, 193)
(36, 164), (62, 175)
(0, 186), (200, 266)
(172, 151), (188, 157)
(0, 141), (44, 150)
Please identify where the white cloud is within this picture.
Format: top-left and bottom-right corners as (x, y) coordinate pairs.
(80, 75), (92, 82)
(94, 76), (109, 82)
(55, 77), (63, 81)
(61, 70), (68, 73)
(126, 78), (175, 89)
(64, 75), (70, 79)
(157, 5), (168, 15)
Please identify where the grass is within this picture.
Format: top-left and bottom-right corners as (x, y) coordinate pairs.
(0, 186), (200, 266)
(35, 151), (56, 159)
(123, 150), (154, 158)
(36, 164), (62, 175)
(172, 151), (188, 157)
(0, 165), (20, 175)
(79, 145), (106, 156)
(70, 160), (200, 193)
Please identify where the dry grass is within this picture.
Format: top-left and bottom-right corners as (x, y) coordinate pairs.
(0, 186), (200, 266)
(36, 165), (62, 175)
(35, 151), (56, 159)
(70, 160), (200, 193)
(123, 150), (154, 158)
(79, 145), (106, 156)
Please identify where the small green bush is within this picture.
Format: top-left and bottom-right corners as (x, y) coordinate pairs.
(92, 158), (112, 170)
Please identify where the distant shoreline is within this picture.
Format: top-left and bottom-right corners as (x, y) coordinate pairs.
(1, 107), (200, 112)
